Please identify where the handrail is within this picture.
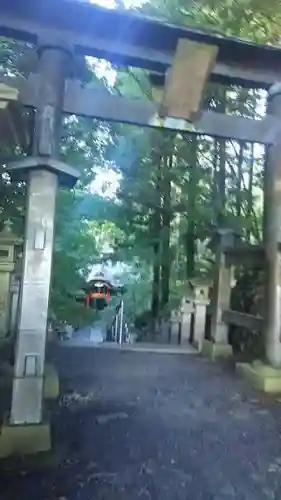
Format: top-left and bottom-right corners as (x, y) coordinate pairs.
(222, 309), (264, 331)
(110, 299), (124, 344)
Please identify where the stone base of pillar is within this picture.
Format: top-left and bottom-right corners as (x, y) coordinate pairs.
(236, 360), (281, 393)
(44, 363), (60, 400)
(0, 363), (59, 399)
(201, 340), (233, 359)
(190, 339), (200, 350)
(190, 339), (205, 352)
(47, 329), (57, 342)
(0, 421), (51, 458)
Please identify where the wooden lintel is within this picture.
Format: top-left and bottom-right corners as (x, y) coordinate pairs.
(224, 245), (265, 267)
(1, 1), (281, 88)
(159, 40), (218, 120)
(18, 76), (279, 144)
(222, 310), (264, 331)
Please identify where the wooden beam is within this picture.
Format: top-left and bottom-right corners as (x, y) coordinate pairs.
(222, 310), (264, 331)
(159, 40), (218, 120)
(1, 1), (281, 88)
(17, 76), (278, 144)
(224, 245), (265, 267)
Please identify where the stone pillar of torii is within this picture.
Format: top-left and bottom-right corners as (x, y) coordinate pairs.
(0, 41), (79, 457)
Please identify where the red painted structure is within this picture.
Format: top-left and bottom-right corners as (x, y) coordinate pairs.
(83, 274), (125, 311)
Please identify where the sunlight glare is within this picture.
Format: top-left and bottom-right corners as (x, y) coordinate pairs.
(87, 0), (144, 198)
(89, 0), (145, 9)
(90, 169), (121, 199)
(90, 0), (115, 7)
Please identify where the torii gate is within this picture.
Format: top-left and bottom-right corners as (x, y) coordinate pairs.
(1, 0), (281, 456)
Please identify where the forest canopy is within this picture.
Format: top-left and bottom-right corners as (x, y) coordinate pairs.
(1, 0), (278, 339)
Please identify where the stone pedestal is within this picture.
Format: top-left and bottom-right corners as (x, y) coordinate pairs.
(236, 361), (281, 393)
(181, 296), (194, 344)
(202, 229), (234, 359)
(201, 340), (232, 359)
(192, 301), (209, 351)
(0, 421), (51, 459)
(187, 279), (211, 351)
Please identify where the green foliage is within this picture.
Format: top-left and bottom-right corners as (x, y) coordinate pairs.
(104, 0), (274, 339)
(142, 0), (281, 43)
(2, 0), (280, 339)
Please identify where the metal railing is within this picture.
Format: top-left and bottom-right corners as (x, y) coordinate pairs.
(109, 300), (124, 345)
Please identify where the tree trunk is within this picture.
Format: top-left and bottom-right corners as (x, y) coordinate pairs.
(217, 139), (226, 225)
(185, 135), (197, 279)
(152, 233), (161, 319)
(236, 142), (244, 218)
(247, 143), (254, 241)
(161, 151), (172, 311)
(215, 88), (227, 226)
(151, 150), (162, 320)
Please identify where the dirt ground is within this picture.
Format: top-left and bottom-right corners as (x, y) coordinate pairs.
(1, 347), (281, 499)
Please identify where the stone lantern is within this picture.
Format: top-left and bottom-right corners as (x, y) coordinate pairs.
(179, 283), (195, 344)
(189, 278), (211, 303)
(0, 221), (22, 341)
(188, 277), (212, 350)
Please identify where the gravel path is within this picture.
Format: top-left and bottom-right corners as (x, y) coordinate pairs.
(2, 347), (281, 499)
